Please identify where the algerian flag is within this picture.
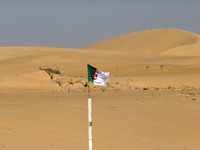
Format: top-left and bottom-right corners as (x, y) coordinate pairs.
(87, 64), (109, 86)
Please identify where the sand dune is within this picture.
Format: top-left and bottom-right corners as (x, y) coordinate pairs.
(84, 28), (200, 56)
(1, 28), (200, 150)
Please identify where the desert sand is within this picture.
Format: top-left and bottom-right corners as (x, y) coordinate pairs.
(0, 28), (200, 150)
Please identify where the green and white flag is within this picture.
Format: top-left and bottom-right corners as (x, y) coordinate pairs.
(87, 64), (109, 86)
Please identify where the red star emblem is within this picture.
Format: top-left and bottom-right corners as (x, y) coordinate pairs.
(91, 71), (98, 80)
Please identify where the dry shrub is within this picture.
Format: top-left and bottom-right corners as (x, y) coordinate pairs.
(39, 67), (61, 80)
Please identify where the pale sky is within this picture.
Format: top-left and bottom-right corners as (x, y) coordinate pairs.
(0, 0), (200, 48)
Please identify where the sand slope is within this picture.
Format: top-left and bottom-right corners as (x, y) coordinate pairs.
(1, 89), (200, 150)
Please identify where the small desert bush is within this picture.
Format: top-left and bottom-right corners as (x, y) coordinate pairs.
(39, 67), (61, 80)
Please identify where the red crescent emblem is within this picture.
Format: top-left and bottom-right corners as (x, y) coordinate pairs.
(91, 71), (98, 80)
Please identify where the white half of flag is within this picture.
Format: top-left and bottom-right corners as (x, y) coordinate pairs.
(93, 69), (110, 86)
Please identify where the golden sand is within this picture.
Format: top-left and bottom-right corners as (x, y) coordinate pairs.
(0, 28), (200, 150)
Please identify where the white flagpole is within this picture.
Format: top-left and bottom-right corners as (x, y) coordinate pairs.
(88, 85), (92, 150)
(88, 97), (92, 150)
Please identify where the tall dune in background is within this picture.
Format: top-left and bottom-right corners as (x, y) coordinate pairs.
(84, 28), (200, 56)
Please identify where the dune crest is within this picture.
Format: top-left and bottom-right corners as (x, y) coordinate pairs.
(84, 28), (200, 56)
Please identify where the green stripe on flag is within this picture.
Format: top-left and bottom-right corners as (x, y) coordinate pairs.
(87, 64), (97, 83)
